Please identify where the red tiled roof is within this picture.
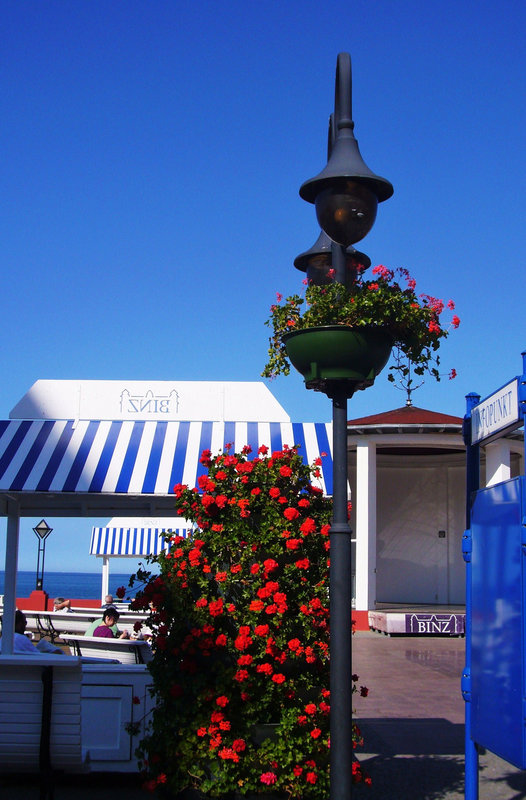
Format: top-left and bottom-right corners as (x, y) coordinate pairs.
(348, 405), (463, 426)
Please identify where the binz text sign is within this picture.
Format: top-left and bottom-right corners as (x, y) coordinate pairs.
(471, 379), (520, 445)
(405, 613), (465, 635)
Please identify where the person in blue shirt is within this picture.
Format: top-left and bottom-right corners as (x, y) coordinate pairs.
(0, 610), (63, 654)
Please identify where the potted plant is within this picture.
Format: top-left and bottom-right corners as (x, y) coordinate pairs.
(262, 265), (460, 390)
(128, 444), (341, 798)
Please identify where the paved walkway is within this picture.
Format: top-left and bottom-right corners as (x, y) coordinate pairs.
(353, 631), (526, 799)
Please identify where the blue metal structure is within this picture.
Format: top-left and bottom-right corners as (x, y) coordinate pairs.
(463, 352), (526, 799)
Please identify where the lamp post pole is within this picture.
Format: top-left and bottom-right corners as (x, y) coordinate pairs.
(33, 519), (53, 591)
(297, 53), (393, 799)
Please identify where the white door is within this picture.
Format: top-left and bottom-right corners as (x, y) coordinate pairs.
(81, 683), (133, 761)
(376, 465), (449, 604)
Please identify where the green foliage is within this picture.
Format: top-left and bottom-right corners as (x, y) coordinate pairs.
(262, 265), (460, 382)
(129, 444), (344, 798)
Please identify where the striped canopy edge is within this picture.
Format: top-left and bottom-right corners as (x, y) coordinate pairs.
(0, 419), (333, 497)
(90, 526), (192, 557)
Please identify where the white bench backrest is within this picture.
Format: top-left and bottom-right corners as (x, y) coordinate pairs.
(0, 657), (84, 771)
(62, 635), (152, 665)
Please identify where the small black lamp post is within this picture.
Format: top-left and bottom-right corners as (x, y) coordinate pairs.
(33, 519), (53, 591)
(297, 53), (392, 799)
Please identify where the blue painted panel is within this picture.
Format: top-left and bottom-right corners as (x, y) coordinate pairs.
(471, 477), (525, 767)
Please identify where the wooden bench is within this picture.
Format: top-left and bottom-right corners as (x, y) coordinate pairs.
(62, 635), (152, 665)
(0, 654), (86, 795)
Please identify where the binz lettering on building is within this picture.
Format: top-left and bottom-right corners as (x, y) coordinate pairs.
(119, 389), (180, 416)
(405, 613), (465, 635)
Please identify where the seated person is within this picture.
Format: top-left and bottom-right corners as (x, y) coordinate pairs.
(91, 607), (129, 639)
(0, 610), (63, 654)
(85, 607), (120, 637)
(53, 597), (72, 612)
(101, 594), (114, 609)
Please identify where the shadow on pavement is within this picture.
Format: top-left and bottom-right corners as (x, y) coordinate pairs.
(358, 717), (464, 756)
(0, 773), (148, 800)
(352, 754), (465, 800)
(484, 769), (526, 800)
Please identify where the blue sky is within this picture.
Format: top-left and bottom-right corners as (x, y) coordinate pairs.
(2, 1), (525, 575)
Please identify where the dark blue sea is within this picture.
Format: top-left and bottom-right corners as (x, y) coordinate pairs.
(0, 570), (137, 600)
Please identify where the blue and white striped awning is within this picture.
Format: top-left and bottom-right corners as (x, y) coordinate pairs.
(90, 525), (192, 557)
(0, 420), (333, 516)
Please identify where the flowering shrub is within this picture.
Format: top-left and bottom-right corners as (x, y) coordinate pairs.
(129, 443), (342, 798)
(262, 265), (459, 383)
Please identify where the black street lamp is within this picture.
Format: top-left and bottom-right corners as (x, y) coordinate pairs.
(294, 229), (371, 289)
(298, 53), (392, 799)
(33, 519), (53, 591)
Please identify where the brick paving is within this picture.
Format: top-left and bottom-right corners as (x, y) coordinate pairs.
(353, 631), (526, 799)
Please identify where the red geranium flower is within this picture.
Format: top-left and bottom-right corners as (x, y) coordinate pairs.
(209, 599), (224, 616)
(295, 558), (310, 570)
(232, 738), (246, 752)
(216, 696), (229, 708)
(300, 518), (316, 535)
(286, 538), (302, 550)
(260, 772), (277, 786)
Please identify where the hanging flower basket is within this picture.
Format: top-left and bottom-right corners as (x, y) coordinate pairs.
(262, 266), (460, 386)
(282, 325), (393, 395)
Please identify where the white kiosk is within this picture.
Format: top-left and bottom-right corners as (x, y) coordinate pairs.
(0, 379), (334, 777)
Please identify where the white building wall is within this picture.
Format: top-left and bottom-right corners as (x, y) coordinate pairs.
(354, 441), (377, 610)
(447, 464), (466, 603)
(349, 436), (467, 609)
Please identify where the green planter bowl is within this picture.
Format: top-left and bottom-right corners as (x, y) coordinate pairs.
(282, 325), (393, 395)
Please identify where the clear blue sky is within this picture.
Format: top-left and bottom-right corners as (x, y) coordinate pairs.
(1, 1), (525, 575)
